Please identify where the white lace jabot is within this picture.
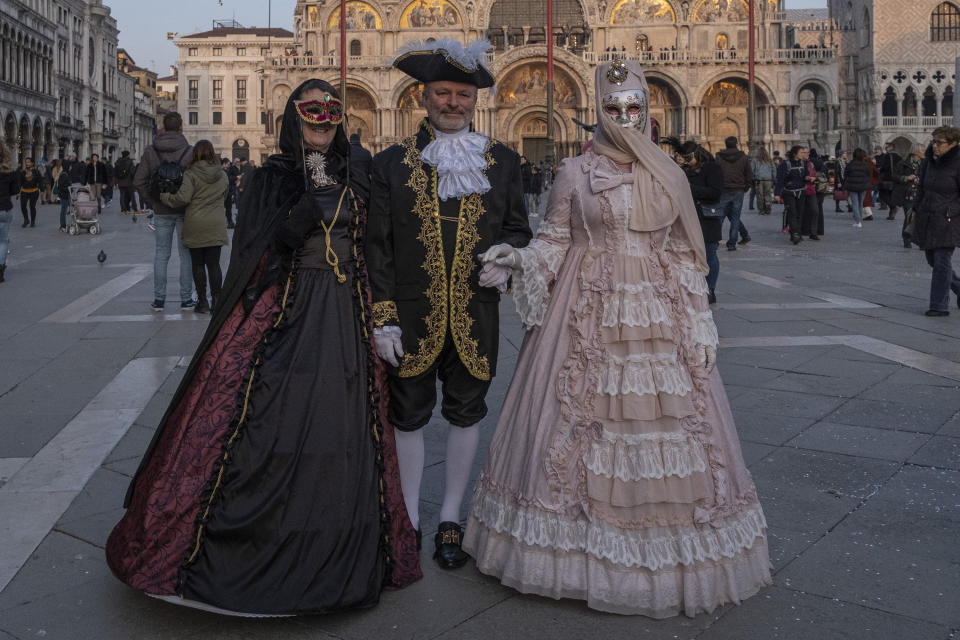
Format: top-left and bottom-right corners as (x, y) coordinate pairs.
(421, 126), (492, 202)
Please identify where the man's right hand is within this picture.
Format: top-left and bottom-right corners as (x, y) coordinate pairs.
(373, 326), (404, 368)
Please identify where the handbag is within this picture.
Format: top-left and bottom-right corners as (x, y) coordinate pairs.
(833, 189), (849, 201)
(700, 202), (723, 218)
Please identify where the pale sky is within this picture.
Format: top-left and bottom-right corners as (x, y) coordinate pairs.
(108, 0), (828, 75)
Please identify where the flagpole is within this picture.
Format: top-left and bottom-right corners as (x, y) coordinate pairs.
(546, 0), (555, 166)
(340, 0), (347, 108)
(747, 0), (756, 152)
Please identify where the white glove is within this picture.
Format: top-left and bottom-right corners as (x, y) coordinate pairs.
(479, 244), (521, 269)
(700, 344), (717, 374)
(373, 326), (404, 367)
(478, 262), (512, 291)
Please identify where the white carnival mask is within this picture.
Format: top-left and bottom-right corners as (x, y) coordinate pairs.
(601, 89), (649, 131)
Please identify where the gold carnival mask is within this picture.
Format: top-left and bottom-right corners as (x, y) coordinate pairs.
(294, 94), (344, 126)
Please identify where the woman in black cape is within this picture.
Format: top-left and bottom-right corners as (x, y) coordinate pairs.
(106, 79), (422, 616)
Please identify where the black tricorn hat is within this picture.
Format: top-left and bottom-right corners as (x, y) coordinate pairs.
(393, 39), (495, 88)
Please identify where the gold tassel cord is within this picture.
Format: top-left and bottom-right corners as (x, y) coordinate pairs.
(321, 188), (350, 284)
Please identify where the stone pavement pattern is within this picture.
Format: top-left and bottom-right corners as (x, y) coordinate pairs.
(0, 199), (958, 640)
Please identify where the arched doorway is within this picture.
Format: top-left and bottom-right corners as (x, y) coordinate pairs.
(345, 85), (377, 144)
(497, 61), (583, 158)
(700, 78), (769, 150)
(3, 113), (15, 151)
(797, 82), (829, 147)
(647, 78), (684, 138)
(232, 138), (250, 161)
(397, 82), (427, 139)
(18, 115), (30, 163)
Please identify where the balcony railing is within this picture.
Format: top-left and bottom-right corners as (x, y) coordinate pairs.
(212, 99), (223, 106)
(881, 115), (953, 128)
(236, 98), (247, 106)
(188, 98), (198, 106)
(268, 46), (836, 71)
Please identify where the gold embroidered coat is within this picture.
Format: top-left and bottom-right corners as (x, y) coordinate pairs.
(366, 120), (532, 381)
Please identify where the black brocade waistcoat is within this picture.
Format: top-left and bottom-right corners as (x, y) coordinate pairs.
(366, 120), (532, 381)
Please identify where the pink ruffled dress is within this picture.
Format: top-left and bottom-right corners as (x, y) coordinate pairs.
(463, 151), (772, 617)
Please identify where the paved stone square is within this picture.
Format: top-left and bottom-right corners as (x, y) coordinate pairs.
(0, 198), (958, 639)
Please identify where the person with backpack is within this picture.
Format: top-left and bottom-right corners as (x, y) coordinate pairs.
(133, 112), (195, 312)
(774, 145), (816, 244)
(115, 150), (137, 214)
(160, 140), (228, 314)
(809, 149), (828, 239)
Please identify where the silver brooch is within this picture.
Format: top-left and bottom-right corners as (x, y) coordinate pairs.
(607, 58), (629, 85)
(306, 152), (335, 187)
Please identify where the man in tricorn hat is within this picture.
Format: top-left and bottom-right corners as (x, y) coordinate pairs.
(366, 38), (531, 570)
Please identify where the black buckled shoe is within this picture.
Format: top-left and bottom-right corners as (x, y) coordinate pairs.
(434, 521), (469, 569)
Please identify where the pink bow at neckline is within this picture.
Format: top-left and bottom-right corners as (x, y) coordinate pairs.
(589, 163), (634, 193)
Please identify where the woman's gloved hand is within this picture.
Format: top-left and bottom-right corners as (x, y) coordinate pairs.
(275, 192), (322, 251)
(478, 244), (521, 269)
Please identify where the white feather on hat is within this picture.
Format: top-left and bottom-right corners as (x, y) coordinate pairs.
(393, 38), (492, 71)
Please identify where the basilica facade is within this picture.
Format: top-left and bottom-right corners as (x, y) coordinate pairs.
(250, 0), (837, 161)
(174, 0), (960, 163)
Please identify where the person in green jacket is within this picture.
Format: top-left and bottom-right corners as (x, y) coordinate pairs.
(161, 140), (229, 314)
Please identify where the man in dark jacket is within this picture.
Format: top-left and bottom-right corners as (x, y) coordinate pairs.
(715, 136), (753, 250)
(16, 157), (43, 227)
(84, 153), (108, 213)
(114, 150), (137, 213)
(878, 142), (903, 220)
(221, 157), (239, 228)
(133, 112), (194, 312)
(366, 40), (531, 570)
(66, 154), (85, 184)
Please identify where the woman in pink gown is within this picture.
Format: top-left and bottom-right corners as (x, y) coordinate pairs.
(464, 60), (771, 617)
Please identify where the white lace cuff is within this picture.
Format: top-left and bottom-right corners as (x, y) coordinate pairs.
(690, 311), (719, 348)
(373, 325), (402, 338)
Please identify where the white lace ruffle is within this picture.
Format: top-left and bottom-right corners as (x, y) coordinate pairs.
(469, 486), (768, 571)
(420, 130), (491, 201)
(601, 283), (672, 329)
(676, 266), (710, 296)
(585, 430), (708, 481)
(597, 353), (693, 397)
(512, 231), (570, 329)
(690, 311), (719, 348)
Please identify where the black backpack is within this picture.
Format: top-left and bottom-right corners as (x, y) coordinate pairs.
(115, 159), (131, 180)
(149, 146), (191, 201)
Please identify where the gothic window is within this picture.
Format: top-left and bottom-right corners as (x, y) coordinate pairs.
(943, 86), (954, 116)
(350, 39), (361, 56)
(931, 2), (960, 41)
(922, 86), (938, 116)
(881, 87), (897, 117)
(858, 8), (871, 47)
(636, 33), (649, 51)
(902, 86), (918, 117)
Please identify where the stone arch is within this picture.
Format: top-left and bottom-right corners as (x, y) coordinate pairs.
(792, 77), (833, 105)
(902, 86), (918, 117)
(495, 61), (583, 110)
(922, 85), (939, 116)
(943, 85), (954, 116)
(3, 112), (15, 149)
(646, 73), (686, 137)
(698, 76), (771, 149)
(697, 71), (774, 105)
(501, 104), (577, 159)
(797, 82), (829, 138)
(232, 138), (250, 161)
(489, 47), (593, 109)
(395, 80), (428, 139)
(400, 0), (463, 28)
(344, 83), (379, 141)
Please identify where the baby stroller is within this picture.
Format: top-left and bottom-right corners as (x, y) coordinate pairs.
(67, 184), (101, 235)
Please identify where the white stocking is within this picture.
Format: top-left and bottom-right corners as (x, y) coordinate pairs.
(393, 428), (424, 531)
(440, 424), (481, 524)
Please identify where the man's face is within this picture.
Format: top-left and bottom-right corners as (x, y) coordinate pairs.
(92, 154), (99, 162)
(798, 148), (809, 160)
(25, 159), (33, 169)
(424, 81), (478, 134)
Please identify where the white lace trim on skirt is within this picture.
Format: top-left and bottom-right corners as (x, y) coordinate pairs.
(470, 488), (767, 571)
(676, 266), (710, 296)
(597, 352), (694, 397)
(585, 430), (708, 481)
(601, 283), (672, 328)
